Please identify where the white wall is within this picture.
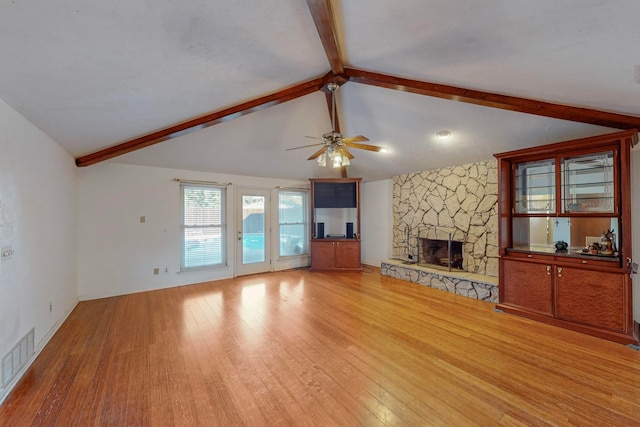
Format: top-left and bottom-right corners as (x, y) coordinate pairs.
(361, 179), (393, 266)
(632, 147), (640, 325)
(77, 162), (309, 300)
(0, 99), (78, 403)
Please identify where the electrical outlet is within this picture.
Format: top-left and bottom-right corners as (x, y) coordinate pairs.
(153, 268), (159, 275)
(140, 216), (146, 223)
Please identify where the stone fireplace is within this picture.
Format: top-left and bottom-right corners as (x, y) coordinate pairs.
(391, 159), (499, 277)
(383, 159), (500, 302)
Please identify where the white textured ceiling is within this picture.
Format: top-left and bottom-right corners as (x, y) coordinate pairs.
(1, 0), (638, 181)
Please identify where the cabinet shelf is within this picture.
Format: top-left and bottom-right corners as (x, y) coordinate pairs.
(515, 184), (555, 190)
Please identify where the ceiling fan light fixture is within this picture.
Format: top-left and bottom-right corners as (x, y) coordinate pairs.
(317, 153), (327, 167)
(341, 152), (350, 166)
(290, 83), (381, 169)
(331, 152), (342, 168)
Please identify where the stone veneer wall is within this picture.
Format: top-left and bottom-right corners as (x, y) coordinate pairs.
(392, 159), (499, 277)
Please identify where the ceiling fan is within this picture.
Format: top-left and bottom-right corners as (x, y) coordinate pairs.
(286, 82), (382, 168)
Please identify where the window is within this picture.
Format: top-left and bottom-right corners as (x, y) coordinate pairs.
(181, 183), (226, 269)
(278, 190), (308, 257)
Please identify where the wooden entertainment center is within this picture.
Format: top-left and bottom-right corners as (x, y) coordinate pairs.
(309, 178), (362, 271)
(494, 130), (637, 344)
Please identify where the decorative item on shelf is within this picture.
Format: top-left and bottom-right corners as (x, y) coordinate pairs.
(600, 229), (615, 255)
(588, 242), (601, 255)
(554, 240), (568, 253)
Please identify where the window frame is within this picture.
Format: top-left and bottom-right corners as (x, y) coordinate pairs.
(277, 189), (309, 258)
(180, 183), (227, 271)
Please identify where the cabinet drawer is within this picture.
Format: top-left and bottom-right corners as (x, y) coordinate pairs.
(505, 251), (551, 261)
(558, 255), (620, 269)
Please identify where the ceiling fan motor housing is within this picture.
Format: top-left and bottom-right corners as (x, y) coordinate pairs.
(323, 131), (343, 142)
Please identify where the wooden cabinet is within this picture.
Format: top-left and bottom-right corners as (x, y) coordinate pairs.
(334, 240), (361, 268)
(310, 240), (335, 270)
(310, 240), (361, 271)
(555, 266), (626, 332)
(309, 178), (362, 271)
(501, 258), (553, 315)
(495, 130), (637, 344)
(502, 257), (629, 333)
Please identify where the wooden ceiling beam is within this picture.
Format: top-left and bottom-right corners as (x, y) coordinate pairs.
(75, 75), (328, 167)
(344, 68), (640, 130)
(306, 0), (344, 75)
(324, 90), (341, 133)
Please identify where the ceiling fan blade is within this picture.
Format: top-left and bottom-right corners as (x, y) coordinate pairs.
(340, 135), (369, 144)
(286, 142), (324, 151)
(304, 135), (322, 139)
(344, 141), (382, 152)
(307, 146), (328, 160)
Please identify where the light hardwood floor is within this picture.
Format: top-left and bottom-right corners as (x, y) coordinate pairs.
(1, 267), (639, 426)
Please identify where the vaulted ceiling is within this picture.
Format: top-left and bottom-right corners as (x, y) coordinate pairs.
(1, 1), (639, 181)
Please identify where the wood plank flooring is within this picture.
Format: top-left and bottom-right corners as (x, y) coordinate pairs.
(1, 267), (640, 426)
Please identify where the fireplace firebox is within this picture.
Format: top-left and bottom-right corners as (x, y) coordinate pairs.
(419, 237), (463, 271)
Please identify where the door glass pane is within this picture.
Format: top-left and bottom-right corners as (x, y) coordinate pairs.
(242, 195), (265, 264)
(514, 159), (555, 214)
(561, 151), (614, 213)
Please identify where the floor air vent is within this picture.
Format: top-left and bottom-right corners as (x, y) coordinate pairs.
(2, 328), (34, 387)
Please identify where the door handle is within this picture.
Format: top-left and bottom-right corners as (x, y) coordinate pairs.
(557, 267), (563, 277)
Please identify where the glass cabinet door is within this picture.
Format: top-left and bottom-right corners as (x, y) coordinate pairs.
(561, 151), (614, 213)
(514, 159), (555, 214)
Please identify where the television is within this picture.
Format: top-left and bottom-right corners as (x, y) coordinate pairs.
(314, 182), (357, 208)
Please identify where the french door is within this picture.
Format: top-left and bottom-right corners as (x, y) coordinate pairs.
(236, 188), (271, 276)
